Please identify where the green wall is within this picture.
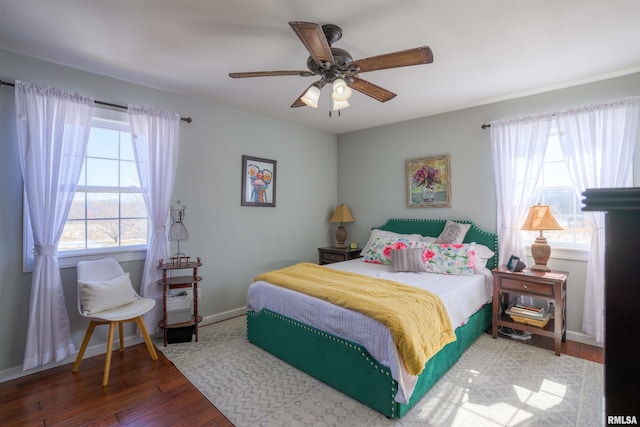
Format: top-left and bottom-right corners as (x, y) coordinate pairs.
(337, 72), (640, 341)
(2, 46), (639, 379)
(0, 49), (337, 378)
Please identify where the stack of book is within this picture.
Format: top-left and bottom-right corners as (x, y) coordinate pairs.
(505, 304), (551, 327)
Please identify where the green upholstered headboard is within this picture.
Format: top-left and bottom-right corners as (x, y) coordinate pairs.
(374, 218), (499, 270)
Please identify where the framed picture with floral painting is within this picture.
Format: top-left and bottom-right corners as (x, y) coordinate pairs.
(406, 154), (451, 207)
(241, 155), (277, 207)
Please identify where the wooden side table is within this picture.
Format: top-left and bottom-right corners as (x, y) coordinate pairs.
(157, 258), (203, 346)
(492, 266), (568, 355)
(318, 246), (362, 265)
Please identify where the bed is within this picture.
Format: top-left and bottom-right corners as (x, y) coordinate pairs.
(246, 218), (498, 418)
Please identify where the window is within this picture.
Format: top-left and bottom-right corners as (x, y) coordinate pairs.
(521, 128), (591, 255)
(23, 108), (148, 271)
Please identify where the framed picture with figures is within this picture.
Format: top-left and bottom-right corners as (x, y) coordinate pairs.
(241, 155), (277, 207)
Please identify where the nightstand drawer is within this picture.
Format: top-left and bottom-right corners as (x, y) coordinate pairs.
(318, 247), (361, 265)
(501, 278), (553, 297)
(322, 252), (346, 263)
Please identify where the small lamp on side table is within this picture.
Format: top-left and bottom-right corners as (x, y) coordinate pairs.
(330, 204), (355, 248)
(521, 204), (563, 271)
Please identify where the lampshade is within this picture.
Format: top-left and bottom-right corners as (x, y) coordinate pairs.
(301, 85), (321, 108)
(330, 204), (355, 223)
(521, 204), (562, 271)
(331, 78), (352, 102)
(332, 99), (350, 111)
(521, 204), (563, 231)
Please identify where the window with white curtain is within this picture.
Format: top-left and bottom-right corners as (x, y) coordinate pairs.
(521, 126), (591, 255)
(23, 108), (148, 271)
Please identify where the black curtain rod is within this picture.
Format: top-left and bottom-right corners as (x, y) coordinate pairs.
(1, 80), (192, 123)
(481, 124), (491, 129)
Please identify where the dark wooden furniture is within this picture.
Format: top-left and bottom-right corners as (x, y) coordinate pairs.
(318, 246), (362, 264)
(492, 267), (568, 355)
(157, 258), (203, 346)
(582, 187), (640, 418)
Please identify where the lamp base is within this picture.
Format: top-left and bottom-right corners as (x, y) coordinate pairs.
(530, 234), (551, 272)
(335, 224), (347, 248)
(530, 264), (551, 272)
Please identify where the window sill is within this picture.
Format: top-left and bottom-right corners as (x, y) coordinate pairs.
(526, 245), (589, 262)
(23, 248), (147, 272)
(59, 248), (147, 269)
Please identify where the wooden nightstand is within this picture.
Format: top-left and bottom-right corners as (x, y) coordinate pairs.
(492, 266), (568, 355)
(318, 246), (362, 265)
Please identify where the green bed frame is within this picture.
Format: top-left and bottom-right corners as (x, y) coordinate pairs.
(247, 219), (498, 418)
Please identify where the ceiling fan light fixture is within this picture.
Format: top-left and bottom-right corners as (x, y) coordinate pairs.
(332, 99), (350, 111)
(301, 85), (321, 108)
(332, 78), (352, 101)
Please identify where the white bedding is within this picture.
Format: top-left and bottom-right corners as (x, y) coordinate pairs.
(246, 258), (493, 403)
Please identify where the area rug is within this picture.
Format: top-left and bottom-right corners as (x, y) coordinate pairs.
(155, 316), (603, 427)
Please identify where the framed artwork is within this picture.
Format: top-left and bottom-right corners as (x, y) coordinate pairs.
(241, 155), (277, 207)
(406, 154), (451, 208)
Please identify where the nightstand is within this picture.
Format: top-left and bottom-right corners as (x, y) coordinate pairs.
(492, 266), (568, 355)
(318, 246), (362, 265)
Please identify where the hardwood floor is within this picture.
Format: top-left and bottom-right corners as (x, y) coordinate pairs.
(492, 329), (604, 363)
(0, 342), (233, 427)
(0, 332), (602, 426)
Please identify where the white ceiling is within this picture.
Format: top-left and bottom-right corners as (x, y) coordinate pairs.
(1, 0), (639, 134)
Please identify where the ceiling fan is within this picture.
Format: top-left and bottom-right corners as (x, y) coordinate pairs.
(229, 22), (433, 110)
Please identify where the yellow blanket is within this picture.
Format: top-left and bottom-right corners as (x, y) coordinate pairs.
(254, 262), (456, 376)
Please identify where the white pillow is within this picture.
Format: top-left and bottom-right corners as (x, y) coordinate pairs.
(435, 220), (471, 244)
(79, 272), (138, 315)
(473, 243), (496, 272)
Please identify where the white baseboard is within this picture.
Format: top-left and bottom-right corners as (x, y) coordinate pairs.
(0, 333), (146, 384)
(200, 307), (247, 327)
(566, 329), (603, 348)
(0, 307), (248, 384)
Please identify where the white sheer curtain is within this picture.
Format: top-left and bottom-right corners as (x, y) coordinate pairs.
(490, 115), (553, 267)
(556, 96), (640, 343)
(128, 105), (181, 335)
(15, 81), (94, 370)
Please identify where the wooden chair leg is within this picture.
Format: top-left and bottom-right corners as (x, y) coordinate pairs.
(135, 316), (158, 361)
(72, 321), (97, 373)
(118, 322), (124, 351)
(102, 322), (116, 386)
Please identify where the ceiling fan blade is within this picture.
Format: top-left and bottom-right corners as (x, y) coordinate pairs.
(291, 96), (307, 108)
(289, 22), (335, 67)
(229, 70), (313, 78)
(350, 46), (433, 73)
(349, 77), (397, 102)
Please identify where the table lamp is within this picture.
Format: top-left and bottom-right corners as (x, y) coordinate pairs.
(330, 204), (355, 248)
(521, 204), (563, 271)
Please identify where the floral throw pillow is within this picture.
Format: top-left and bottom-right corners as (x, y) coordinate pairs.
(363, 236), (413, 265)
(421, 243), (476, 275)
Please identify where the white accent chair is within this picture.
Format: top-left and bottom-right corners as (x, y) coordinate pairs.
(73, 258), (158, 385)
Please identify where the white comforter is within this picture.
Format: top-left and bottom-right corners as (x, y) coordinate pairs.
(247, 258), (493, 403)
